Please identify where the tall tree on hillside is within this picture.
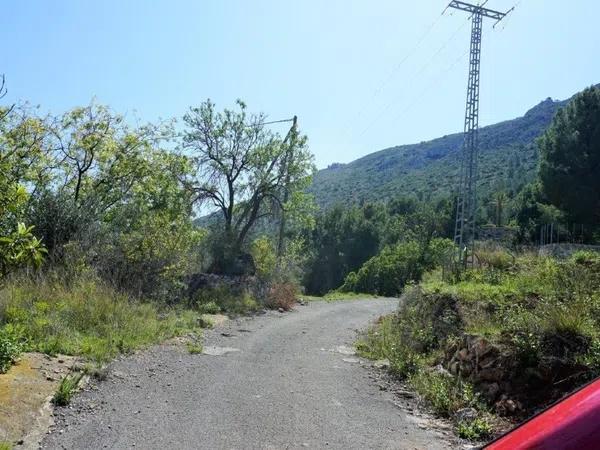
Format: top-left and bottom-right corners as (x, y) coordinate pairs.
(538, 86), (600, 229)
(181, 100), (315, 274)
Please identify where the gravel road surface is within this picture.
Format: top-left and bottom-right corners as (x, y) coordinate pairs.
(42, 299), (456, 450)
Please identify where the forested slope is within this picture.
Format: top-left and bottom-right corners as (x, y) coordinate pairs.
(311, 96), (567, 208)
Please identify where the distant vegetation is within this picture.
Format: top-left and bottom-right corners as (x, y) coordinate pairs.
(310, 96), (565, 209)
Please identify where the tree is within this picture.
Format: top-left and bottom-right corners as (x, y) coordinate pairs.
(538, 86), (600, 229)
(181, 100), (314, 273)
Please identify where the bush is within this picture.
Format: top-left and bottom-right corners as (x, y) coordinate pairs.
(457, 417), (493, 440)
(0, 325), (23, 373)
(265, 282), (297, 311)
(341, 241), (423, 296)
(341, 238), (454, 297)
(196, 301), (221, 315)
(250, 237), (277, 280)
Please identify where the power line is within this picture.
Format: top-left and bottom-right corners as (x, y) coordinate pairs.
(390, 49), (470, 124)
(343, 11), (445, 131)
(355, 16), (470, 139)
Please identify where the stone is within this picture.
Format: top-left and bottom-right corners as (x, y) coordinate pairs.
(202, 346), (241, 356)
(373, 359), (390, 369)
(477, 367), (504, 383)
(481, 382), (500, 402)
(455, 407), (478, 423)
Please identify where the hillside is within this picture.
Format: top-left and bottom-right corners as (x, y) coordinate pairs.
(311, 96), (569, 208)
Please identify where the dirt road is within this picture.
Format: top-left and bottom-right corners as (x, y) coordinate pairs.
(42, 299), (455, 450)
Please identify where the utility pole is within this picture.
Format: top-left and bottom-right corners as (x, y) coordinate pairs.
(277, 115), (298, 259)
(446, 1), (513, 266)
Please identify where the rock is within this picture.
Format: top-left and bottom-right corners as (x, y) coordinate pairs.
(455, 407), (478, 423)
(477, 367), (504, 383)
(202, 346), (241, 356)
(495, 397), (522, 416)
(458, 348), (470, 361)
(449, 361), (460, 376)
(342, 358), (360, 364)
(373, 359), (390, 369)
(433, 364), (453, 378)
(481, 382), (500, 402)
(278, 307), (285, 313)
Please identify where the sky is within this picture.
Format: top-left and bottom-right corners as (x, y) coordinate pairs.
(3, 0), (599, 169)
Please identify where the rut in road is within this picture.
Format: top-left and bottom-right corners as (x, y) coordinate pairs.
(42, 299), (456, 450)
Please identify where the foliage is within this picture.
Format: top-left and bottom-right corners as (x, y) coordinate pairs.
(409, 371), (481, 418)
(53, 372), (84, 406)
(341, 238), (454, 297)
(457, 417), (493, 440)
(310, 97), (563, 210)
(358, 250), (600, 439)
(0, 223), (46, 277)
(303, 199), (453, 295)
(186, 341), (203, 354)
(0, 324), (23, 373)
(539, 85), (600, 229)
(181, 100), (315, 273)
(250, 236), (277, 280)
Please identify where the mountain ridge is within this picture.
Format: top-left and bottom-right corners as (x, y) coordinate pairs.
(310, 93), (574, 209)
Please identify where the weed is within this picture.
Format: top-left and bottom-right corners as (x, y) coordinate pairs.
(409, 371), (480, 418)
(0, 442), (12, 450)
(0, 325), (23, 373)
(457, 417), (493, 440)
(197, 301), (221, 315)
(186, 342), (203, 354)
(53, 372), (84, 406)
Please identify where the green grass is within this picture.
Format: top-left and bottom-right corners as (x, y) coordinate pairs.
(53, 372), (84, 406)
(0, 442), (12, 450)
(0, 275), (202, 365)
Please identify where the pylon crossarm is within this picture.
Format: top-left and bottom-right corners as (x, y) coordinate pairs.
(447, 1), (507, 21)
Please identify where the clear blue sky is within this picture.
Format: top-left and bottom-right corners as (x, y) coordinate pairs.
(3, 0), (598, 168)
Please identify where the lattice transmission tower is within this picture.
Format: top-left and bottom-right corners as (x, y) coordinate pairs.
(447, 1), (512, 265)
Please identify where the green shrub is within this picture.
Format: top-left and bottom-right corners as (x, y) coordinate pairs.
(250, 236), (277, 280)
(53, 372), (84, 406)
(457, 417), (493, 440)
(571, 250), (600, 266)
(0, 325), (24, 373)
(341, 241), (423, 296)
(186, 341), (203, 354)
(0, 223), (47, 277)
(197, 301), (221, 315)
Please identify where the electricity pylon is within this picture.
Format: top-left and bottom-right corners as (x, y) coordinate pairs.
(447, 1), (512, 266)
